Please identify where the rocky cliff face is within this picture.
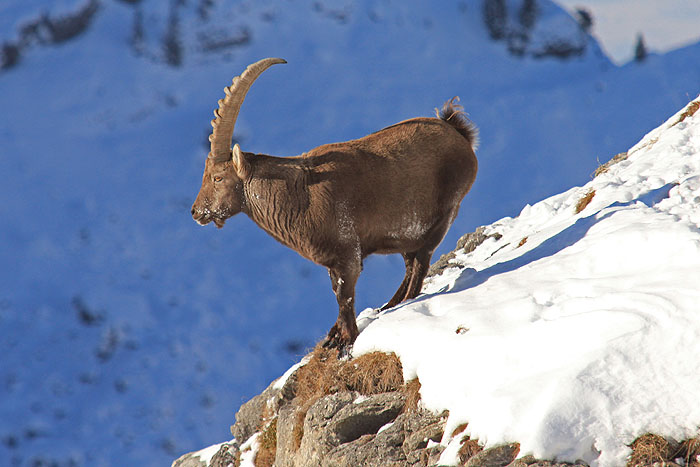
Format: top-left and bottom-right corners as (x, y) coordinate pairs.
(171, 347), (589, 467)
(173, 349), (454, 466)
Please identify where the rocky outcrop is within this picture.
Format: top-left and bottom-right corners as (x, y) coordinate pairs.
(171, 348), (597, 467)
(428, 226), (503, 277)
(172, 350), (456, 467)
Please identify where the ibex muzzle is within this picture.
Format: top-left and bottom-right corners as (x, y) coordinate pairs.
(192, 58), (478, 353)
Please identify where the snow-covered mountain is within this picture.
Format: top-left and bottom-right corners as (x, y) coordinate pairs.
(0, 0), (698, 465)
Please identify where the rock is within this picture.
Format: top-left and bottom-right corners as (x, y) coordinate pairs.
(509, 462), (589, 467)
(171, 452), (207, 467)
(293, 391), (359, 466)
(466, 442), (520, 467)
(424, 444), (446, 465)
(291, 391), (406, 466)
(402, 418), (444, 453)
(171, 441), (239, 467)
(230, 383), (280, 444)
(318, 398), (446, 467)
(428, 226), (502, 277)
(324, 431), (405, 467)
(230, 370), (297, 444)
(330, 392), (406, 444)
(273, 389), (450, 467)
(209, 443), (240, 467)
(505, 454), (591, 467)
(275, 403), (303, 467)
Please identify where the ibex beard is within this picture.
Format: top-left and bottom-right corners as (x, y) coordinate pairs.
(192, 58), (478, 355)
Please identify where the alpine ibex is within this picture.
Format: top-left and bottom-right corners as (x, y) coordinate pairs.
(192, 58), (478, 351)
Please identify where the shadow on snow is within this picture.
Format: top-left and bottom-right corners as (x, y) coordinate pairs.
(384, 182), (676, 315)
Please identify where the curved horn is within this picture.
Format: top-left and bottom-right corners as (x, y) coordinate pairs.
(208, 57), (287, 162)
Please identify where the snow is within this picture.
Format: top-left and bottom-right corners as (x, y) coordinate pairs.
(186, 441), (230, 465)
(239, 433), (260, 467)
(1, 0), (699, 465)
(353, 97), (700, 465)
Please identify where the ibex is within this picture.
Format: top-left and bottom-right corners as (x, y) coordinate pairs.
(192, 58), (478, 351)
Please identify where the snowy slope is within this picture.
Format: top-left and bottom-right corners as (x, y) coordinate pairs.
(0, 0), (699, 465)
(354, 97), (700, 465)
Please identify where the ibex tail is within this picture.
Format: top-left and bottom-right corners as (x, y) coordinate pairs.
(437, 97), (479, 151)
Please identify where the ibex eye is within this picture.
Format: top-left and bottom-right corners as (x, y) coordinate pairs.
(213, 176), (223, 182)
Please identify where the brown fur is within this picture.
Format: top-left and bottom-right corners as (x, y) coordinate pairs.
(192, 69), (478, 352)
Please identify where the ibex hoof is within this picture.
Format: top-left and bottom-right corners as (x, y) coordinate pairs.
(321, 325), (353, 358)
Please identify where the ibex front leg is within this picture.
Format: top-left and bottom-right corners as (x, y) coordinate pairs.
(323, 260), (361, 352)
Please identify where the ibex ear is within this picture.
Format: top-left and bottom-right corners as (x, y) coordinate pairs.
(232, 144), (251, 180)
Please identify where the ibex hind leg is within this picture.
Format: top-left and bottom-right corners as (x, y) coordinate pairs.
(381, 252), (416, 311)
(401, 213), (455, 303)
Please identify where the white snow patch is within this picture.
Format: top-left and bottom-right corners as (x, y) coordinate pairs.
(239, 432), (260, 467)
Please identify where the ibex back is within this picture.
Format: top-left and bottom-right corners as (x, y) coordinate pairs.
(192, 58), (478, 353)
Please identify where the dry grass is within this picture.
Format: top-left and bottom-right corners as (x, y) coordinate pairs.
(294, 344), (404, 404)
(451, 423), (469, 438)
(254, 418), (277, 467)
(403, 378), (422, 413)
(628, 433), (673, 466)
(251, 389), (279, 466)
(593, 152), (628, 177)
(627, 433), (700, 466)
(290, 343), (408, 450)
(676, 100), (699, 125)
(458, 438), (483, 465)
(681, 437), (700, 466)
(575, 189), (596, 214)
(450, 423), (483, 465)
(339, 351), (406, 395)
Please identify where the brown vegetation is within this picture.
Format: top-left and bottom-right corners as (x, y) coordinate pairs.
(593, 152), (628, 177)
(403, 378), (422, 413)
(627, 433), (700, 467)
(676, 100), (699, 125)
(254, 418), (277, 467)
(294, 345), (404, 403)
(628, 433), (675, 466)
(575, 188), (596, 214)
(451, 422), (483, 464)
(682, 437), (700, 466)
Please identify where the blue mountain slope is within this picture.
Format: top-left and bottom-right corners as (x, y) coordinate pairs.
(0, 0), (698, 464)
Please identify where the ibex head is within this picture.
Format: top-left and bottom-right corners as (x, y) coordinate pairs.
(191, 57), (286, 228)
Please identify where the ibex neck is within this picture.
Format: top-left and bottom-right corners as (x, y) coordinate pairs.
(242, 156), (312, 254)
